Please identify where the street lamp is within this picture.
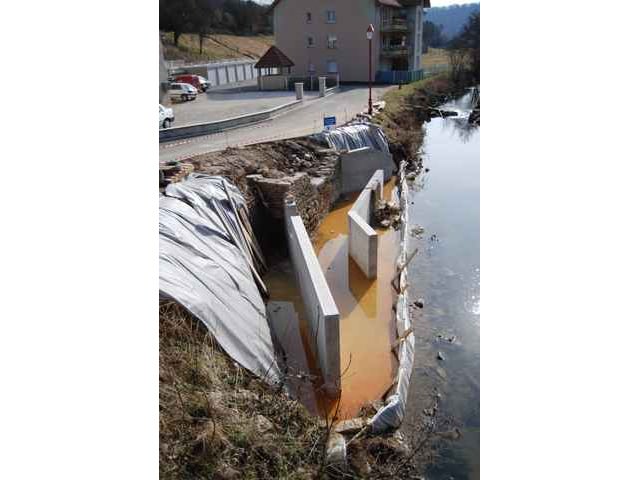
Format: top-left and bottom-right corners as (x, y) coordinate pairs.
(367, 24), (374, 115)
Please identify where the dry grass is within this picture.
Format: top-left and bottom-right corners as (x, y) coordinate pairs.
(421, 47), (450, 68)
(159, 301), (324, 480)
(161, 32), (274, 63)
(159, 300), (427, 479)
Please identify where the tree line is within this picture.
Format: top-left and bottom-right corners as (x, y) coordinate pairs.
(447, 12), (480, 86)
(160, 0), (272, 49)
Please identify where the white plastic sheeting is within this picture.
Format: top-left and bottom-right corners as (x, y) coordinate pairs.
(318, 123), (390, 154)
(159, 173), (281, 384)
(371, 162), (415, 432)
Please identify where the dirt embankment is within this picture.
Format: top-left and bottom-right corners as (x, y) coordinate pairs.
(160, 301), (430, 479)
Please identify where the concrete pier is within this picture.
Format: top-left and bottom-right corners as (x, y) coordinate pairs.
(340, 147), (393, 195)
(347, 170), (384, 279)
(285, 201), (341, 395)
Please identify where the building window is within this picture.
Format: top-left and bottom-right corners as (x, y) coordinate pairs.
(306, 12), (312, 23)
(327, 60), (338, 73)
(306, 35), (315, 48)
(326, 10), (336, 24)
(327, 35), (337, 49)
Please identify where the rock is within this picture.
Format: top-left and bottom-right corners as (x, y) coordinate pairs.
(326, 432), (347, 467)
(335, 417), (368, 434)
(350, 449), (372, 476)
(437, 351), (445, 361)
(214, 466), (241, 480)
(254, 414), (274, 434)
(380, 219), (391, 228)
(425, 167), (430, 173)
(406, 172), (417, 181)
(411, 226), (425, 238)
(448, 336), (456, 343)
(414, 299), (424, 309)
(236, 388), (259, 402)
(436, 428), (462, 441)
(392, 430), (411, 457)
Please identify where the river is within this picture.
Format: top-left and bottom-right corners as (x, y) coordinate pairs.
(402, 90), (480, 480)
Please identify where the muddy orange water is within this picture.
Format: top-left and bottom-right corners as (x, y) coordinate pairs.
(264, 179), (400, 420)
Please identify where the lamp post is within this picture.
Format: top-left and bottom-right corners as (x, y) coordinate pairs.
(367, 24), (374, 115)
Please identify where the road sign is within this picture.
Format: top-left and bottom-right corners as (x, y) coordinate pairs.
(323, 116), (337, 129)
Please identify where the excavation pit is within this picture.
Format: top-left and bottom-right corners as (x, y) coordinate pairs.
(264, 178), (400, 420)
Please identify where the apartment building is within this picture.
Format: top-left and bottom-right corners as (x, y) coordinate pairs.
(269, 0), (430, 83)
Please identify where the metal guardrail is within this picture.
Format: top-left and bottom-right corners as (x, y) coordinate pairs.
(159, 99), (302, 143)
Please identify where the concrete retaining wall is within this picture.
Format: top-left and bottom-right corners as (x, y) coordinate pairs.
(347, 170), (384, 279)
(159, 99), (301, 143)
(340, 147), (394, 195)
(285, 201), (341, 395)
(259, 75), (289, 91)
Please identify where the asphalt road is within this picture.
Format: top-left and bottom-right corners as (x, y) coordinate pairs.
(169, 88), (320, 127)
(159, 85), (393, 163)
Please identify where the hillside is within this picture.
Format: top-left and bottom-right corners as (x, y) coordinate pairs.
(161, 32), (274, 64)
(425, 3), (480, 40)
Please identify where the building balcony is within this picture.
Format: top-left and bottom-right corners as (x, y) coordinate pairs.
(381, 18), (408, 33)
(381, 44), (410, 58)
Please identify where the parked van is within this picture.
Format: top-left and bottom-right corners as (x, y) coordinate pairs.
(169, 83), (197, 102)
(175, 74), (211, 93)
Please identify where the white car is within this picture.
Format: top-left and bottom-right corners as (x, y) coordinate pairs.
(159, 104), (174, 129)
(169, 82), (197, 102)
(198, 75), (212, 92)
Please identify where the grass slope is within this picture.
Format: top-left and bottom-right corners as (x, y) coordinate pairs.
(161, 32), (274, 63)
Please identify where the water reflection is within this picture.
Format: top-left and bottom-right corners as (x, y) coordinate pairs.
(402, 92), (480, 480)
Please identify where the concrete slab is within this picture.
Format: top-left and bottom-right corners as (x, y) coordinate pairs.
(285, 201), (341, 395)
(348, 170), (384, 279)
(340, 147), (394, 195)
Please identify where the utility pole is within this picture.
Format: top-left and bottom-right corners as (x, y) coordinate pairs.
(367, 24), (374, 115)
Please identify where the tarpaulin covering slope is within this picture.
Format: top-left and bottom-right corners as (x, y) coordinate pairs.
(371, 162), (414, 432)
(314, 123), (390, 154)
(160, 173), (280, 384)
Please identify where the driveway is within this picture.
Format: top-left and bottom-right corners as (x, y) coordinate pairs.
(160, 85), (393, 163)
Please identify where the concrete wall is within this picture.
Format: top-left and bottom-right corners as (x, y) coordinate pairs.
(340, 147), (394, 195)
(347, 170), (384, 279)
(285, 201), (341, 395)
(259, 75), (289, 91)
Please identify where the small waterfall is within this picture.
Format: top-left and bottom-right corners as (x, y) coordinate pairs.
(314, 123), (390, 154)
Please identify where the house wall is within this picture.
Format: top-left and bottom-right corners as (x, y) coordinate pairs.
(273, 0), (381, 82)
(273, 1), (426, 81)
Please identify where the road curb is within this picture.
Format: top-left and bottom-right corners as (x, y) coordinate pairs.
(159, 99), (302, 143)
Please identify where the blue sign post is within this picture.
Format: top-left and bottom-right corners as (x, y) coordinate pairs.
(323, 115), (337, 130)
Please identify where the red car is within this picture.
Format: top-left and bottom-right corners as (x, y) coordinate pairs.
(174, 74), (211, 93)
